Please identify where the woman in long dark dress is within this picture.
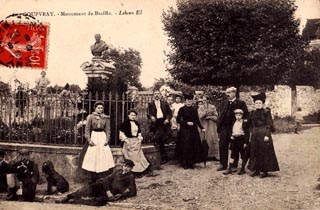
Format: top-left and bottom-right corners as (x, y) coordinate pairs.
(176, 94), (205, 169)
(249, 92), (279, 178)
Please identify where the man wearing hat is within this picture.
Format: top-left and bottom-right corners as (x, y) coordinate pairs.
(147, 89), (172, 164)
(6, 148), (39, 200)
(217, 87), (248, 171)
(57, 159), (137, 206)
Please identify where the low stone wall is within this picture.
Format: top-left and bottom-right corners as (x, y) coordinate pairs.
(240, 85), (320, 117)
(0, 142), (175, 183)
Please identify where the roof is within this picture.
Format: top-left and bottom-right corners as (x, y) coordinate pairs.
(302, 18), (320, 40)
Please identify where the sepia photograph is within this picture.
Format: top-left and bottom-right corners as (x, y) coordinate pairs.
(0, 0), (319, 209)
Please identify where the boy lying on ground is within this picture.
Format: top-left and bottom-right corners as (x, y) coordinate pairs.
(56, 159), (136, 206)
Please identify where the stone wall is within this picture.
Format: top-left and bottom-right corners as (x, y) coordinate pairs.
(297, 86), (320, 116)
(240, 85), (320, 117)
(0, 142), (175, 183)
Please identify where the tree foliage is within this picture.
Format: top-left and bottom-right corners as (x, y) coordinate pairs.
(0, 81), (10, 95)
(88, 48), (143, 94)
(152, 78), (167, 90)
(297, 48), (320, 88)
(47, 84), (82, 94)
(163, 0), (308, 87)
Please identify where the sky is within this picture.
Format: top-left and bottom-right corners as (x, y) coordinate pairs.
(0, 0), (319, 89)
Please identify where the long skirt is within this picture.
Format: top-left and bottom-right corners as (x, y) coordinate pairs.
(81, 131), (115, 173)
(249, 127), (280, 172)
(178, 126), (202, 167)
(122, 137), (150, 173)
(199, 120), (219, 158)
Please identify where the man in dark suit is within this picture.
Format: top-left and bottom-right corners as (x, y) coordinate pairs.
(217, 87), (248, 171)
(6, 149), (39, 200)
(0, 150), (9, 192)
(147, 89), (172, 164)
(57, 159), (136, 206)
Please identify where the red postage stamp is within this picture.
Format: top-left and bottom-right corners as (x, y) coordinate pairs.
(0, 17), (49, 69)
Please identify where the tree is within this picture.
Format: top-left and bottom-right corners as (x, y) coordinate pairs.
(87, 48), (143, 95)
(109, 48), (143, 93)
(152, 78), (167, 90)
(46, 84), (82, 94)
(69, 84), (82, 93)
(298, 48), (320, 88)
(162, 0), (308, 88)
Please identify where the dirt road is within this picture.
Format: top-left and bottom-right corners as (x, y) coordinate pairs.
(1, 125), (320, 210)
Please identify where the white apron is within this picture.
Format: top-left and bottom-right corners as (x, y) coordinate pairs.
(82, 131), (115, 173)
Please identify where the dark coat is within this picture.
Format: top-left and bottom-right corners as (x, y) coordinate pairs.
(97, 165), (136, 198)
(147, 100), (172, 133)
(176, 105), (204, 167)
(15, 90), (28, 107)
(67, 165), (136, 206)
(15, 164), (38, 202)
(217, 99), (248, 133)
(9, 159), (40, 184)
(147, 100), (172, 121)
(119, 120), (141, 138)
(0, 160), (9, 174)
(0, 161), (9, 191)
(248, 109), (279, 172)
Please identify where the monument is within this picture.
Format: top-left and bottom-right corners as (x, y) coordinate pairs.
(81, 34), (115, 79)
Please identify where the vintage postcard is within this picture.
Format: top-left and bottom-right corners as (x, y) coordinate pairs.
(0, 0), (320, 210)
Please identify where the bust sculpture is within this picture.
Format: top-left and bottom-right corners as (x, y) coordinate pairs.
(90, 34), (109, 58)
(81, 33), (115, 79)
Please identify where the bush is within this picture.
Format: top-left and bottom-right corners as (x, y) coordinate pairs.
(273, 116), (295, 133)
(303, 112), (320, 124)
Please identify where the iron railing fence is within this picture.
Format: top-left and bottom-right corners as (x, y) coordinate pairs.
(0, 91), (225, 147)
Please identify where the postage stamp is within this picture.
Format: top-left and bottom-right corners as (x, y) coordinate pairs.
(0, 14), (49, 69)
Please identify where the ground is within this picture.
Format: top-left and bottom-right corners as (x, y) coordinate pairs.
(0, 125), (320, 210)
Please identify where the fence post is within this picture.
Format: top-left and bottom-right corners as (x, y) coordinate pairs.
(121, 93), (125, 122)
(115, 92), (119, 146)
(8, 95), (12, 142)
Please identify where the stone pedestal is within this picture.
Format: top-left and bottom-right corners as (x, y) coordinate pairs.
(81, 58), (115, 79)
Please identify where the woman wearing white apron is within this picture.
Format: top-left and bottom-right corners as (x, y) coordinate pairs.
(79, 101), (115, 183)
(119, 109), (150, 178)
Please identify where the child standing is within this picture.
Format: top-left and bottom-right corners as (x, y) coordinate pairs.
(294, 107), (303, 134)
(224, 109), (249, 175)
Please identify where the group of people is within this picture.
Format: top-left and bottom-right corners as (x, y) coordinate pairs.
(0, 148), (137, 206)
(216, 88), (279, 178)
(79, 101), (151, 182)
(146, 87), (279, 178)
(13, 70), (77, 119)
(0, 86), (280, 206)
(0, 100), (148, 205)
